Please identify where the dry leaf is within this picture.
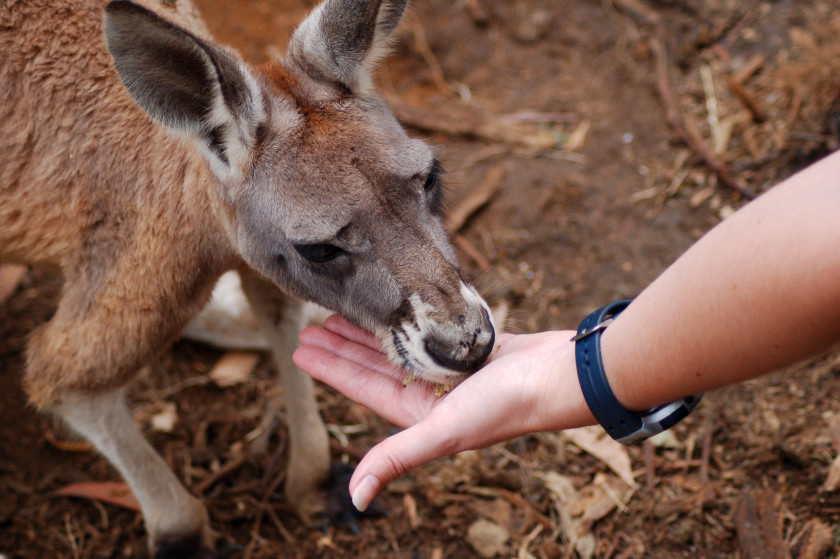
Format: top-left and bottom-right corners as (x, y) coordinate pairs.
(150, 402), (178, 433)
(466, 518), (509, 558)
(821, 453), (840, 492)
(570, 482), (616, 523)
(826, 413), (840, 449)
(433, 450), (480, 490)
(570, 472), (633, 533)
(798, 518), (834, 559)
(648, 429), (680, 449)
(469, 497), (512, 529)
(540, 471), (598, 559)
(403, 493), (420, 530)
(564, 119), (590, 151)
(54, 481), (141, 511)
(565, 426), (636, 486)
(540, 472), (578, 536)
(209, 351), (259, 387)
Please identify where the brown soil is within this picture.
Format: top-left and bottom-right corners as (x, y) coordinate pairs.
(4, 0), (840, 557)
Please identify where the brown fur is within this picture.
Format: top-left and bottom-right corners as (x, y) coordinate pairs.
(0, 2), (232, 407)
(0, 0), (495, 554)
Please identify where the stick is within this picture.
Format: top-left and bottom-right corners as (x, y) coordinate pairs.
(696, 416), (715, 509)
(643, 440), (655, 491)
(651, 37), (757, 200)
(612, 0), (661, 25)
(725, 74), (765, 122)
(386, 96), (558, 150)
(464, 486), (554, 531)
(192, 453), (248, 495)
(446, 164), (506, 233)
(409, 15), (450, 95)
(454, 234), (491, 271)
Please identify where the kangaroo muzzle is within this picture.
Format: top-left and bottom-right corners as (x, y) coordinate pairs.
(424, 307), (495, 373)
(386, 282), (497, 385)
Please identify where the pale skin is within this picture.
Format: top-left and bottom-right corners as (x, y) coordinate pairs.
(293, 149), (840, 511)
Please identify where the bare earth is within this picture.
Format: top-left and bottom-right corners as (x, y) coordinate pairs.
(3, 0), (840, 557)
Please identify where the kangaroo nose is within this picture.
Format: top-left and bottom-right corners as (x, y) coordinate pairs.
(424, 322), (496, 373)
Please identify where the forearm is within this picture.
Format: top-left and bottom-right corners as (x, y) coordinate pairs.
(601, 151), (840, 412)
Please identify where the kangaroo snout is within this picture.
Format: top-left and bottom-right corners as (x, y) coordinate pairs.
(424, 316), (495, 373)
(385, 283), (498, 385)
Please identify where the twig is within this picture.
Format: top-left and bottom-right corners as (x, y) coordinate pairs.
(463, 486), (553, 530)
(697, 416), (715, 509)
(651, 37), (757, 200)
(245, 452), (292, 557)
(262, 503), (295, 543)
(719, 7), (762, 50)
(192, 453), (249, 495)
(446, 164), (506, 233)
(464, 0), (490, 26)
(731, 53), (766, 84)
(725, 74), (765, 122)
(386, 96), (559, 150)
(329, 437), (368, 461)
(643, 440), (655, 491)
(409, 14), (451, 95)
(159, 375), (213, 398)
(454, 234), (491, 271)
(611, 0), (661, 25)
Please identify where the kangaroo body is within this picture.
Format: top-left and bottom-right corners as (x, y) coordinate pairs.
(0, 0), (495, 555)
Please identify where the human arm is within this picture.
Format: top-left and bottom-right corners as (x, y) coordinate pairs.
(293, 150), (840, 511)
(603, 148), (840, 410)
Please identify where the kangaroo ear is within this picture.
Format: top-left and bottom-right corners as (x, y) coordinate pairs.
(287, 0), (409, 94)
(104, 0), (264, 178)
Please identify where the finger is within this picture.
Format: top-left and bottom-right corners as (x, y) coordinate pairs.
(323, 314), (382, 350)
(344, 359), (548, 510)
(346, 416), (461, 511)
(298, 324), (401, 380)
(292, 345), (436, 427)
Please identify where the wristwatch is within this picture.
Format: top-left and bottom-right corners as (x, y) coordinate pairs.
(573, 300), (703, 445)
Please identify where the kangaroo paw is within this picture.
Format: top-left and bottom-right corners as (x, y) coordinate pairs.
(322, 463), (386, 534)
(154, 533), (241, 559)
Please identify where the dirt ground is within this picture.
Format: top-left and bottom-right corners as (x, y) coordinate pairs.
(4, 0), (840, 557)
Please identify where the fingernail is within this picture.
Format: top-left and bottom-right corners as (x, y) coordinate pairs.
(351, 475), (380, 512)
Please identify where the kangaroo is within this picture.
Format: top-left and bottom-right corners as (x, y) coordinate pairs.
(0, 0), (497, 556)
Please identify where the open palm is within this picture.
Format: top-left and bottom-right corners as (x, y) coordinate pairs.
(293, 315), (590, 510)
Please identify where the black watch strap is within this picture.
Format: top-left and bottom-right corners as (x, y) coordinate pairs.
(573, 300), (702, 445)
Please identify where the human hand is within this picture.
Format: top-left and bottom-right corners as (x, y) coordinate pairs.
(293, 315), (594, 511)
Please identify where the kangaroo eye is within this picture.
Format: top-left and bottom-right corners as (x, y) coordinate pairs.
(423, 172), (439, 192)
(423, 160), (444, 193)
(294, 243), (346, 263)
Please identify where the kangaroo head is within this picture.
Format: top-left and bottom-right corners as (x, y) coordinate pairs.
(104, 0), (496, 385)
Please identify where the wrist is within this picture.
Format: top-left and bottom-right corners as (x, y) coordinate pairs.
(532, 331), (596, 432)
(599, 326), (648, 412)
(573, 301), (702, 444)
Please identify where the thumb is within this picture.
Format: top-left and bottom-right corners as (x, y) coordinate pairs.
(348, 415), (461, 511)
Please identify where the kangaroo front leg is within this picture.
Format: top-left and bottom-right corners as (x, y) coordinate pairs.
(239, 270), (331, 523)
(54, 389), (217, 558)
